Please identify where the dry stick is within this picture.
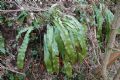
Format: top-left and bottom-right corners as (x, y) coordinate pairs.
(0, 63), (25, 76)
(102, 4), (120, 80)
(0, 9), (48, 12)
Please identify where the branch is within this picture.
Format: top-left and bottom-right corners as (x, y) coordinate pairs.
(102, 4), (120, 80)
(92, 52), (120, 76)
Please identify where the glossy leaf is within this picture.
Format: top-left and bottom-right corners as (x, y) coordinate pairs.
(54, 17), (77, 63)
(44, 24), (59, 73)
(17, 27), (33, 69)
(44, 9), (87, 77)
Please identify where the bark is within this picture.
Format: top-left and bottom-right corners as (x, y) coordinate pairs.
(102, 3), (120, 80)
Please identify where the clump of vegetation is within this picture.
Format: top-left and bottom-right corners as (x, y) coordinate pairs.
(0, 0), (120, 80)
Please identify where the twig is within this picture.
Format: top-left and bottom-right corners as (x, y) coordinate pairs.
(0, 63), (25, 76)
(112, 48), (120, 52)
(0, 9), (48, 12)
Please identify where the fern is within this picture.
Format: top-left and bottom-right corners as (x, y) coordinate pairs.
(44, 24), (59, 73)
(44, 8), (87, 76)
(17, 27), (33, 69)
(93, 4), (104, 41)
(16, 27), (30, 40)
(104, 8), (114, 43)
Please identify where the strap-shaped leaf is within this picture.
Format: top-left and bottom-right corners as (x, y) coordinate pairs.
(17, 27), (33, 69)
(54, 27), (70, 63)
(93, 4), (104, 41)
(44, 34), (53, 73)
(63, 61), (72, 77)
(44, 9), (87, 76)
(16, 27), (30, 40)
(51, 38), (59, 72)
(62, 15), (87, 62)
(63, 21), (82, 61)
(104, 8), (114, 43)
(54, 17), (77, 63)
(44, 24), (59, 73)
